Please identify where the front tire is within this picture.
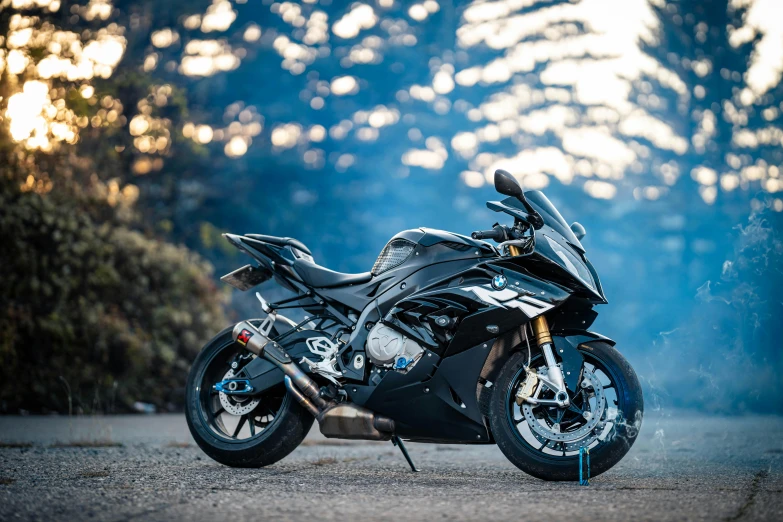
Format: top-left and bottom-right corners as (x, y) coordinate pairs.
(185, 326), (315, 468)
(489, 341), (643, 481)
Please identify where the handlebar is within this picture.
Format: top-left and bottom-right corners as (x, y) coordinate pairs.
(471, 226), (507, 242)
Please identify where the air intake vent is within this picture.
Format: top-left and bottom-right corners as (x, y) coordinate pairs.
(441, 241), (472, 252)
(372, 239), (415, 275)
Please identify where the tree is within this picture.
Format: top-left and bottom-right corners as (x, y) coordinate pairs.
(0, 0), (226, 413)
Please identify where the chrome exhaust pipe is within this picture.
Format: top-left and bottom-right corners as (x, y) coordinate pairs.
(284, 376), (320, 417)
(232, 321), (395, 440)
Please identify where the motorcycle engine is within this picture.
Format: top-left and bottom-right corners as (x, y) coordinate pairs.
(365, 324), (424, 371)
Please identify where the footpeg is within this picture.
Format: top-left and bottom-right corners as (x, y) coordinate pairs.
(392, 435), (420, 472)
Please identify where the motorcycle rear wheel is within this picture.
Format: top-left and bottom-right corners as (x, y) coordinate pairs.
(489, 341), (643, 481)
(185, 326), (314, 468)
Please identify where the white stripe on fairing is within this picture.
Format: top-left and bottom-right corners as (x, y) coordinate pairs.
(518, 295), (549, 308)
(463, 285), (553, 318)
(504, 298), (553, 318)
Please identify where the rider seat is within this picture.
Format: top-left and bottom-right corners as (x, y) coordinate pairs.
(292, 259), (372, 288)
(245, 234), (371, 288)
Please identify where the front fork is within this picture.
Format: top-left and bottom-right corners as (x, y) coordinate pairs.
(516, 315), (570, 408)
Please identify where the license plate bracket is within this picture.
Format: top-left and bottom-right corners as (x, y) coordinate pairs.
(220, 264), (271, 291)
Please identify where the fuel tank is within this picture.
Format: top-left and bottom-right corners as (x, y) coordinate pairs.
(315, 228), (496, 312)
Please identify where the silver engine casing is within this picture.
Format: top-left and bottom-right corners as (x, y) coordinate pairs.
(365, 324), (424, 371)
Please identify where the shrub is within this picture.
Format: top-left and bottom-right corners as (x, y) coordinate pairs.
(0, 184), (227, 413)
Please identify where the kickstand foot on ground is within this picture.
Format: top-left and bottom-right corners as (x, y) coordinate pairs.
(391, 435), (419, 472)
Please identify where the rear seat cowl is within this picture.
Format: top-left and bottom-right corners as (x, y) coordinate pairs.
(244, 234), (312, 256)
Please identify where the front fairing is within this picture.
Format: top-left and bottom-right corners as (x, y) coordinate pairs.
(524, 191), (584, 252)
(532, 229), (606, 303)
(494, 193), (606, 303)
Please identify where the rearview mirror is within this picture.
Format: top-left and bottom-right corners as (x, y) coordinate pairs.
(570, 222), (586, 240)
(493, 169), (545, 230)
(494, 169), (524, 200)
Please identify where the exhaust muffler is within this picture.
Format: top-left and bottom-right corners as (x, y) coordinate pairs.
(316, 404), (395, 441)
(232, 321), (395, 441)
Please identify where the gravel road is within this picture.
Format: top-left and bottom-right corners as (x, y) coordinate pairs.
(1, 411), (781, 521)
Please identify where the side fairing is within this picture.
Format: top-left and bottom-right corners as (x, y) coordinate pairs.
(348, 263), (574, 442)
(385, 263), (572, 357)
(349, 342), (493, 442)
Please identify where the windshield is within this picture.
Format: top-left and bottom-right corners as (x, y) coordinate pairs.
(524, 190), (584, 251)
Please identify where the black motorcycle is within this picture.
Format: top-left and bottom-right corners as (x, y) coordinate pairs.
(185, 170), (643, 480)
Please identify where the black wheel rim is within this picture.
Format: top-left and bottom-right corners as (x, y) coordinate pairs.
(505, 347), (627, 459)
(197, 338), (288, 443)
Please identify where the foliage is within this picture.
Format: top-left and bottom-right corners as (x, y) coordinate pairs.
(0, 178), (227, 413)
(0, 0), (228, 413)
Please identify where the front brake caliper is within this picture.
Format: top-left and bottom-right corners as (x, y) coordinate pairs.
(515, 369), (539, 405)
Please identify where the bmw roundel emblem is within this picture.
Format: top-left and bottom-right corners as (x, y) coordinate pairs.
(491, 274), (507, 290)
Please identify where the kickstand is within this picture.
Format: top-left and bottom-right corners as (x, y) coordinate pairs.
(391, 435), (420, 472)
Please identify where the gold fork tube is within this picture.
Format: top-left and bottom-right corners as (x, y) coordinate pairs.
(531, 315), (552, 347)
(508, 244), (522, 257)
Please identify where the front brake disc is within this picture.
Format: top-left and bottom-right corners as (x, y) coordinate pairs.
(521, 369), (605, 446)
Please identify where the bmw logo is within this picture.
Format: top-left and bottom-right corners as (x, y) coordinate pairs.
(491, 274), (507, 290)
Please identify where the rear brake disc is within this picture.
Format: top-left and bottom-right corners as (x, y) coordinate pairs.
(218, 369), (260, 416)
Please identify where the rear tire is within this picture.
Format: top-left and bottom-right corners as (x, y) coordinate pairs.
(489, 341), (643, 481)
(185, 327), (315, 468)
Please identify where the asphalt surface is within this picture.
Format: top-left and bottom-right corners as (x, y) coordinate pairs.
(1, 411), (781, 521)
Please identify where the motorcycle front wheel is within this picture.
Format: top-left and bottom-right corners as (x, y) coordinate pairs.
(489, 341), (643, 481)
(185, 326), (314, 467)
